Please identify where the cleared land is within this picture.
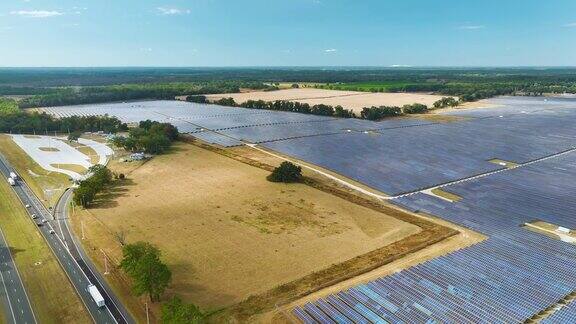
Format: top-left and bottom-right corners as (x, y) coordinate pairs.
(206, 88), (450, 114)
(0, 178), (91, 323)
(70, 142), (423, 312)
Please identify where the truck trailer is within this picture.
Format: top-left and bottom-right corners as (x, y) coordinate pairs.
(9, 172), (17, 180)
(7, 177), (15, 186)
(87, 284), (105, 307)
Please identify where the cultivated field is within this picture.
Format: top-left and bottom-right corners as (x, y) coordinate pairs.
(205, 88), (450, 114)
(71, 142), (422, 311)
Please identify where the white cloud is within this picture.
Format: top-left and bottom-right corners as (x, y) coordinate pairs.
(10, 10), (64, 18)
(564, 22), (576, 27)
(157, 7), (190, 15)
(458, 25), (485, 30)
(324, 48), (337, 53)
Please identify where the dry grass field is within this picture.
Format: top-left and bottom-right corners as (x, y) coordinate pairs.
(206, 88), (449, 114)
(72, 142), (421, 311)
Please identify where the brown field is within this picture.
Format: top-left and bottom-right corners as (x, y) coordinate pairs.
(205, 88), (449, 114)
(71, 142), (423, 310)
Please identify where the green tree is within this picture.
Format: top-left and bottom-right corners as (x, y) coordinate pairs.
(161, 297), (204, 324)
(267, 161), (302, 183)
(120, 242), (172, 302)
(68, 131), (82, 142)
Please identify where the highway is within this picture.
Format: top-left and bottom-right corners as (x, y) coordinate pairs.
(0, 153), (132, 324)
(54, 189), (134, 324)
(0, 227), (36, 324)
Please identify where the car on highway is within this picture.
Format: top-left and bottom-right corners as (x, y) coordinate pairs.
(36, 223), (43, 227)
(41, 219), (48, 223)
(49, 230), (55, 234)
(25, 204), (30, 208)
(31, 214), (37, 219)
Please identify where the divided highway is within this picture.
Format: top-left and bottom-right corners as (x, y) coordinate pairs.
(0, 154), (133, 324)
(0, 228), (36, 324)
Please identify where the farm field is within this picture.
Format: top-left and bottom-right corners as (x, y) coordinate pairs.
(69, 141), (430, 312)
(205, 88), (449, 114)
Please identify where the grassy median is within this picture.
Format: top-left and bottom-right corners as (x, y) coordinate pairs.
(0, 175), (91, 323)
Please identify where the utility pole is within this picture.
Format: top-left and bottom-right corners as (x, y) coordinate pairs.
(102, 249), (109, 275)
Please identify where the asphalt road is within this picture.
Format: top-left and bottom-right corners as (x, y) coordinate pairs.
(0, 154), (129, 324)
(0, 228), (36, 324)
(54, 189), (135, 324)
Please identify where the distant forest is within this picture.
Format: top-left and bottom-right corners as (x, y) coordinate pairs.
(1, 67), (576, 108)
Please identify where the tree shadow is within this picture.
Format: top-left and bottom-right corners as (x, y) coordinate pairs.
(90, 178), (137, 209)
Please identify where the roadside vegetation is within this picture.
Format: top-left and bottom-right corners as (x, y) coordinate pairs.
(162, 297), (205, 324)
(73, 165), (113, 207)
(120, 242), (172, 302)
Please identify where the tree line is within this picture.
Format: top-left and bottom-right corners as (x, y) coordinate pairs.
(17, 81), (274, 108)
(73, 165), (113, 208)
(111, 120), (178, 154)
(0, 110), (128, 134)
(190, 95), (439, 121)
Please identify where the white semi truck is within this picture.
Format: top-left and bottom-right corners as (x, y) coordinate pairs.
(9, 172), (17, 180)
(87, 284), (105, 307)
(7, 177), (15, 186)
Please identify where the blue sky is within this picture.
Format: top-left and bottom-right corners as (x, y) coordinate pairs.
(0, 0), (575, 67)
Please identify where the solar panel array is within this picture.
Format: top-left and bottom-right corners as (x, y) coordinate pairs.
(294, 152), (576, 324)
(264, 107), (576, 195)
(41, 97), (576, 322)
(542, 300), (576, 323)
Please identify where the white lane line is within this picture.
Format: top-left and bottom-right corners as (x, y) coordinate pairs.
(0, 252), (17, 324)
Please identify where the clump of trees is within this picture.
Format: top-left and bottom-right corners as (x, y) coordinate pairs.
(267, 162), (303, 183)
(120, 242), (171, 302)
(111, 120), (178, 154)
(433, 97), (459, 108)
(73, 165), (113, 208)
(185, 95), (208, 103)
(360, 106), (402, 120)
(402, 103), (428, 114)
(162, 297), (205, 323)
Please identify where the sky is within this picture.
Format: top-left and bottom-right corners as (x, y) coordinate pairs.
(0, 0), (575, 67)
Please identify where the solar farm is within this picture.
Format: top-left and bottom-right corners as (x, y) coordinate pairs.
(39, 96), (576, 322)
